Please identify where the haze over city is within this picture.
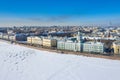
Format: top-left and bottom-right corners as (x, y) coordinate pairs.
(0, 0), (120, 27)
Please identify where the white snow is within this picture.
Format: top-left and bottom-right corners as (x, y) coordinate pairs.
(0, 41), (120, 80)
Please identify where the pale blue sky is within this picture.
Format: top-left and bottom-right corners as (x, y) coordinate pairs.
(0, 0), (120, 27)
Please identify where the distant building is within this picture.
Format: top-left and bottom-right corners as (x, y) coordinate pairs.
(27, 36), (43, 45)
(57, 41), (82, 52)
(7, 30), (13, 35)
(77, 30), (83, 43)
(0, 33), (3, 39)
(9, 35), (16, 41)
(0, 28), (7, 33)
(2, 34), (9, 40)
(42, 38), (57, 47)
(9, 34), (27, 41)
(83, 42), (104, 53)
(113, 41), (120, 55)
(57, 31), (83, 52)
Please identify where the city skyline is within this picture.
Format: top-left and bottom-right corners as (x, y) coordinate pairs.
(0, 0), (120, 27)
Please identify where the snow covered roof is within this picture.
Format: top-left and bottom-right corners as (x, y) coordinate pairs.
(84, 41), (104, 45)
(113, 41), (120, 45)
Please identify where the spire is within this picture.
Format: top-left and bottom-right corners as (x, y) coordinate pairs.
(77, 30), (82, 42)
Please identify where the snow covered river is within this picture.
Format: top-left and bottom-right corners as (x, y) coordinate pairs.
(0, 41), (120, 80)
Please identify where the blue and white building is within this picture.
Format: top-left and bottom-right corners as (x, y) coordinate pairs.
(57, 31), (83, 52)
(83, 42), (104, 53)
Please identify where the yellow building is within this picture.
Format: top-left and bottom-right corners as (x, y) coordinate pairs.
(27, 36), (42, 45)
(112, 30), (117, 33)
(27, 37), (32, 43)
(42, 38), (57, 47)
(113, 41), (120, 55)
(112, 30), (120, 33)
(3, 34), (9, 40)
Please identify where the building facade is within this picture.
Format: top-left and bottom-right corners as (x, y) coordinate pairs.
(2, 34), (9, 40)
(57, 31), (83, 52)
(9, 34), (27, 41)
(83, 42), (104, 53)
(42, 38), (57, 47)
(57, 41), (82, 52)
(27, 36), (43, 45)
(113, 41), (120, 55)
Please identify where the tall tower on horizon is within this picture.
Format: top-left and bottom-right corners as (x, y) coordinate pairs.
(109, 21), (112, 26)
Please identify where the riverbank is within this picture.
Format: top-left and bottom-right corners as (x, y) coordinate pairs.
(0, 39), (120, 60)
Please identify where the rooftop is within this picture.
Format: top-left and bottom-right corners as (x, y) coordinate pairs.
(84, 41), (104, 45)
(113, 41), (120, 45)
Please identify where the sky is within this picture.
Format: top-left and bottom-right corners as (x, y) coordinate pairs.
(0, 0), (120, 27)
